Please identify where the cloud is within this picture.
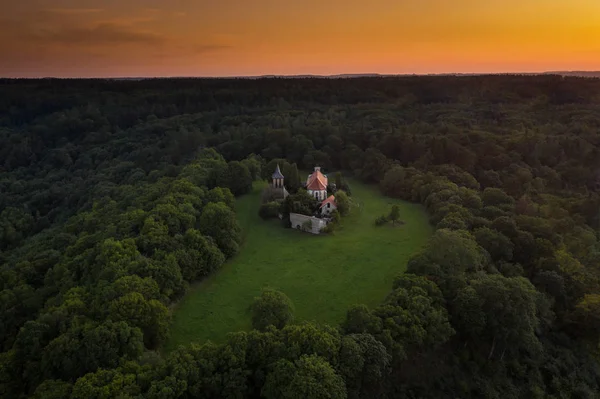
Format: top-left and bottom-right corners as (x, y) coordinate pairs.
(44, 8), (104, 15)
(195, 44), (233, 54)
(25, 23), (165, 46)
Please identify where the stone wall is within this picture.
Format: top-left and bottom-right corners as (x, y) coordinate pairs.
(289, 213), (327, 235)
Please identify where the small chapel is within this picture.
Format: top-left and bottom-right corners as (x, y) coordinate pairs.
(270, 164), (289, 199)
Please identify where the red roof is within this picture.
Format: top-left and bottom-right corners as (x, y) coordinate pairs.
(320, 195), (337, 208)
(306, 169), (328, 191)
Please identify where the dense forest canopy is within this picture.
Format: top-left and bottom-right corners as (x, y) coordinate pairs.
(1, 75), (600, 398)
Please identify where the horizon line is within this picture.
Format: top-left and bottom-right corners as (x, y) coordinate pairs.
(2, 70), (600, 80)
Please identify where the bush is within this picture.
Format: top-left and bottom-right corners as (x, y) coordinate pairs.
(341, 182), (352, 196)
(330, 210), (341, 224)
(301, 220), (313, 232)
(321, 210), (341, 234)
(375, 215), (389, 226)
(259, 201), (281, 219)
(321, 222), (336, 234)
(335, 191), (351, 216)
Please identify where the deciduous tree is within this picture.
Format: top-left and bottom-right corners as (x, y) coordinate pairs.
(251, 289), (295, 331)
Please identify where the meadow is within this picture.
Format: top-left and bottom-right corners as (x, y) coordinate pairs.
(166, 178), (432, 351)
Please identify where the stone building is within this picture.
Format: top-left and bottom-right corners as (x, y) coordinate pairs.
(289, 213), (328, 234)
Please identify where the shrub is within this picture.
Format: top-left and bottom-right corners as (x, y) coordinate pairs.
(375, 215), (389, 226)
(330, 210), (341, 224)
(335, 191), (351, 216)
(321, 224), (334, 234)
(301, 220), (313, 232)
(259, 201), (281, 219)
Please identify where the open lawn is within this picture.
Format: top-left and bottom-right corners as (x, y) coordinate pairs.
(165, 178), (432, 351)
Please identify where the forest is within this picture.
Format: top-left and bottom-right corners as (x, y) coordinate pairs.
(1, 75), (600, 398)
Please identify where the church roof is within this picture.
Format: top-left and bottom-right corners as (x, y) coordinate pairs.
(320, 195), (337, 208)
(272, 164), (284, 179)
(306, 169), (328, 191)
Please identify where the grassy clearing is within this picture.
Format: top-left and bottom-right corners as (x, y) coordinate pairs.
(165, 178), (432, 351)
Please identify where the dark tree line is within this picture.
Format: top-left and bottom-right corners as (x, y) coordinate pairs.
(1, 76), (600, 398)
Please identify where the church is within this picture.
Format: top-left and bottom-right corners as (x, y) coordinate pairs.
(272, 165), (337, 217)
(306, 166), (328, 201)
(268, 165), (338, 234)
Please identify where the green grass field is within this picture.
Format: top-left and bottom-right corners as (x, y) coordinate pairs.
(165, 178), (432, 351)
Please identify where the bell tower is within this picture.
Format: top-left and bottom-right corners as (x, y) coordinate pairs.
(272, 164), (285, 188)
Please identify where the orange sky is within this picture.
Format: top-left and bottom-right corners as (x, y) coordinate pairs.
(2, 0), (600, 77)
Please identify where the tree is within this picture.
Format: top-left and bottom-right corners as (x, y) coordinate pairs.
(161, 340), (249, 399)
(571, 294), (600, 339)
(285, 163), (302, 193)
(374, 284), (454, 357)
(32, 379), (72, 399)
(251, 289), (295, 331)
(342, 305), (383, 335)
(473, 227), (514, 262)
(70, 368), (141, 399)
(407, 229), (487, 295)
(226, 161), (253, 196)
(437, 212), (468, 230)
(133, 254), (185, 300)
(338, 334), (391, 399)
(175, 229), (225, 281)
(0, 207), (35, 249)
(450, 286), (486, 339)
(11, 320), (50, 391)
(360, 148), (390, 183)
(262, 355), (347, 399)
(109, 292), (171, 348)
(199, 202), (242, 258)
(241, 154), (264, 180)
(482, 187), (515, 209)
(335, 191), (350, 216)
(380, 166), (407, 198)
(389, 204), (400, 225)
(206, 187), (235, 209)
(0, 350), (18, 397)
(282, 190), (318, 217)
(41, 321), (143, 381)
(110, 275), (161, 301)
(303, 150), (332, 170)
(137, 217), (176, 255)
(454, 275), (544, 359)
(392, 274), (445, 306)
(335, 172), (343, 190)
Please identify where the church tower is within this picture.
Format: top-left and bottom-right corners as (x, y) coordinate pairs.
(272, 164), (285, 188)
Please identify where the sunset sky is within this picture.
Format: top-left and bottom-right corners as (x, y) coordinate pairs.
(2, 0), (600, 77)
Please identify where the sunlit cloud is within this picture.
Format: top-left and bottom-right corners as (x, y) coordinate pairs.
(44, 8), (104, 14)
(195, 44), (233, 54)
(23, 23), (165, 47)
